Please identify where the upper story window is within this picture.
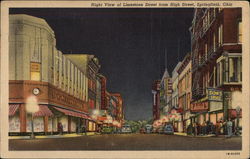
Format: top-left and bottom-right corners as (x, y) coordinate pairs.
(30, 62), (41, 81)
(216, 54), (242, 86)
(218, 24), (223, 46)
(238, 21), (242, 43)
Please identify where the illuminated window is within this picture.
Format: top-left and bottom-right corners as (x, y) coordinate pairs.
(238, 21), (242, 43)
(30, 63), (41, 81)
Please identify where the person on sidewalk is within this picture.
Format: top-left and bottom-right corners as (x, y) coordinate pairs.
(82, 125), (87, 135)
(226, 119), (233, 138)
(215, 121), (220, 137)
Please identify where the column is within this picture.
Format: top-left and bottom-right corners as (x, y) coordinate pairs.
(44, 116), (49, 134)
(19, 104), (27, 133)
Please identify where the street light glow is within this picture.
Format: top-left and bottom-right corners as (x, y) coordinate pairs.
(26, 95), (39, 113)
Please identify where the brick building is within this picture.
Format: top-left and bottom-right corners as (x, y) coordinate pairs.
(190, 8), (242, 126)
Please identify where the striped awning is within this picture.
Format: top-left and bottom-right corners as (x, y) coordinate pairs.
(54, 107), (90, 119)
(9, 104), (20, 116)
(33, 105), (53, 117)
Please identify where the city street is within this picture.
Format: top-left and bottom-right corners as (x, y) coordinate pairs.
(9, 134), (242, 150)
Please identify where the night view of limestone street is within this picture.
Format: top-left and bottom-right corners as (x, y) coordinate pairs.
(8, 8), (242, 151)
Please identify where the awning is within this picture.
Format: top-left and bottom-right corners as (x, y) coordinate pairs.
(9, 104), (20, 116)
(33, 105), (53, 117)
(54, 107), (90, 119)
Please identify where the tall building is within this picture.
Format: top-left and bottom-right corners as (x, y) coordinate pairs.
(152, 80), (161, 121)
(159, 69), (172, 118)
(190, 8), (242, 126)
(9, 14), (96, 134)
(177, 52), (192, 133)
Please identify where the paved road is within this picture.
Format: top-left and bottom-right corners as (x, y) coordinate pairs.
(9, 134), (242, 150)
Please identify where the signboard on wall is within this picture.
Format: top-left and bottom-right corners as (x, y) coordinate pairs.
(207, 88), (223, 101)
(209, 101), (223, 112)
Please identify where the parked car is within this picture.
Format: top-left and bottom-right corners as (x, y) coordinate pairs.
(121, 124), (132, 134)
(164, 124), (174, 135)
(101, 126), (114, 134)
(139, 127), (146, 134)
(145, 124), (153, 134)
(158, 126), (165, 134)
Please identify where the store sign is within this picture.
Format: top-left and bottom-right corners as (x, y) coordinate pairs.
(191, 101), (208, 112)
(209, 101), (223, 112)
(207, 88), (222, 101)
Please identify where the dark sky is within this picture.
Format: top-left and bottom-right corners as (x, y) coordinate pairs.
(10, 8), (194, 120)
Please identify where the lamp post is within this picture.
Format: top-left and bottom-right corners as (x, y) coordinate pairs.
(26, 95), (39, 139)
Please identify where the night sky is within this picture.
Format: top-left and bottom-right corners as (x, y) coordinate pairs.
(10, 8), (194, 120)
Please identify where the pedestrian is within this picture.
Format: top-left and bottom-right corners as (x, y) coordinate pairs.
(82, 125), (87, 135)
(193, 123), (197, 136)
(215, 121), (220, 137)
(58, 122), (63, 135)
(226, 119), (233, 138)
(201, 122), (206, 135)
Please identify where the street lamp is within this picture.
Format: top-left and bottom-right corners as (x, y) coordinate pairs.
(26, 95), (39, 139)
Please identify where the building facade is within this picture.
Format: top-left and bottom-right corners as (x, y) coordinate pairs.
(159, 69), (172, 118)
(152, 80), (161, 121)
(190, 8), (242, 126)
(9, 14), (98, 134)
(171, 62), (182, 132)
(177, 53), (192, 133)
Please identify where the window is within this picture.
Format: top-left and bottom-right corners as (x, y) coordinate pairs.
(218, 24), (223, 45)
(30, 63), (41, 81)
(238, 21), (242, 43)
(217, 55), (242, 85)
(229, 57), (242, 82)
(213, 33), (216, 51)
(205, 43), (208, 59)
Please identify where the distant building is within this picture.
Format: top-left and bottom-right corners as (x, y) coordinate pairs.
(152, 80), (161, 121)
(159, 68), (172, 118)
(170, 62), (182, 132)
(111, 93), (124, 124)
(190, 8), (242, 126)
(177, 52), (192, 133)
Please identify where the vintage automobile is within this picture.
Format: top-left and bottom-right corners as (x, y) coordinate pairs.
(101, 126), (114, 134)
(164, 124), (174, 135)
(139, 127), (146, 134)
(145, 124), (153, 134)
(121, 124), (132, 134)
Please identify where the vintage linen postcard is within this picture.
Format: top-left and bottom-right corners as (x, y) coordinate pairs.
(0, 0), (249, 158)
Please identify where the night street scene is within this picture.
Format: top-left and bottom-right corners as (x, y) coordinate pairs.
(8, 8), (242, 151)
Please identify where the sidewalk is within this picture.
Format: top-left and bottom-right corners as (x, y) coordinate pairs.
(174, 132), (241, 138)
(174, 132), (215, 138)
(9, 132), (101, 140)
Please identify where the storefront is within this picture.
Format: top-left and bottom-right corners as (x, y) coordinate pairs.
(9, 104), (54, 134)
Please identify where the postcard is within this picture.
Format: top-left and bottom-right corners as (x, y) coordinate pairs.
(1, 0), (249, 158)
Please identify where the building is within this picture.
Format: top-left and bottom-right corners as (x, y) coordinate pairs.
(170, 62), (182, 132)
(152, 80), (161, 121)
(189, 8), (242, 127)
(9, 14), (98, 135)
(111, 93), (124, 124)
(159, 68), (172, 118)
(177, 53), (192, 133)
